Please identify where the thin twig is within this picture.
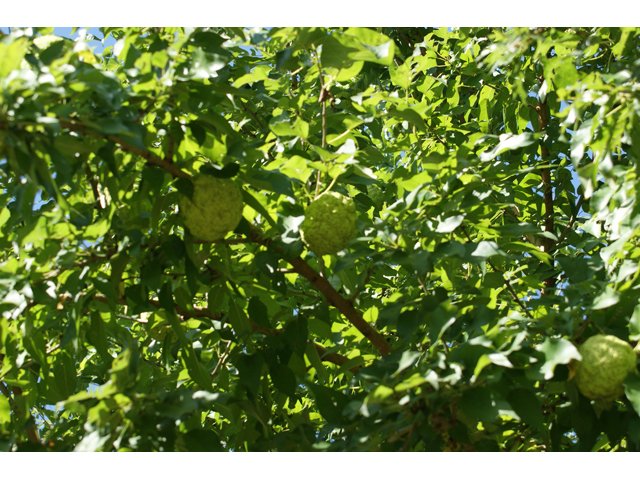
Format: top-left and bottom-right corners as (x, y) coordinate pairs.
(425, 121), (447, 147)
(417, 276), (430, 296)
(315, 57), (328, 199)
(241, 102), (265, 130)
(402, 423), (417, 452)
(461, 226), (534, 319)
(19, 343), (61, 371)
(349, 268), (375, 303)
(211, 341), (232, 377)
(164, 134), (175, 164)
(535, 74), (555, 294)
(487, 259), (534, 319)
(0, 381), (10, 398)
(58, 119), (190, 179)
(554, 194), (584, 250)
(84, 163), (104, 210)
(247, 224), (392, 356)
(312, 343), (361, 374)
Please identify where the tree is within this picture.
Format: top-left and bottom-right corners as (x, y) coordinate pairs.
(0, 26), (639, 452)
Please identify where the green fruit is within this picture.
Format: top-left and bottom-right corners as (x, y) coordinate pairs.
(179, 175), (244, 241)
(300, 191), (357, 255)
(575, 334), (636, 401)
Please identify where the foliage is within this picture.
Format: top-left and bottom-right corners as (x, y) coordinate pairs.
(1, 26), (640, 452)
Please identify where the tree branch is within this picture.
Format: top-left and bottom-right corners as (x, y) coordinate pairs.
(211, 341), (232, 377)
(164, 133), (175, 164)
(94, 294), (362, 371)
(348, 268), (375, 303)
(241, 102), (265, 130)
(9, 386), (40, 444)
(461, 226), (534, 319)
(553, 194), (584, 251)
(315, 58), (328, 199)
(58, 119), (190, 179)
(247, 225), (392, 356)
(287, 256), (392, 355)
(313, 343), (361, 374)
(84, 163), (104, 210)
(535, 77), (556, 294)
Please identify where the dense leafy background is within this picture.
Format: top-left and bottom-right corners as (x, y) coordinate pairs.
(1, 26), (640, 451)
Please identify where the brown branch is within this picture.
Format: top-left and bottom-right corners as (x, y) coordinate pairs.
(417, 276), (430, 296)
(211, 340), (232, 377)
(0, 381), (10, 399)
(247, 225), (392, 356)
(348, 268), (375, 303)
(9, 386), (40, 444)
(58, 119), (190, 179)
(487, 259), (534, 319)
(572, 317), (592, 340)
(535, 76), (555, 294)
(315, 57), (329, 199)
(461, 226), (534, 319)
(93, 294), (221, 322)
(553, 194), (584, 251)
(164, 134), (175, 164)
(313, 343), (361, 373)
(84, 163), (104, 210)
(241, 102), (265, 130)
(19, 343), (60, 371)
(425, 120), (447, 147)
(94, 294), (361, 370)
(287, 257), (392, 356)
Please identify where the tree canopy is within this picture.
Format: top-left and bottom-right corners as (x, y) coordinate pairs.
(1, 26), (640, 452)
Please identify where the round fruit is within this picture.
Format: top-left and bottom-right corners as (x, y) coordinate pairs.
(300, 191), (357, 256)
(179, 175), (244, 241)
(575, 334), (636, 401)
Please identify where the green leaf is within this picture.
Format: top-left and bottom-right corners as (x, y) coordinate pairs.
(470, 241), (506, 261)
(479, 133), (537, 162)
(459, 387), (501, 424)
(307, 383), (348, 423)
(536, 337), (581, 380)
(269, 115), (309, 139)
(247, 297), (271, 329)
(624, 373), (640, 416)
(228, 298), (252, 334)
(0, 394), (10, 426)
(241, 189), (277, 229)
(591, 286), (620, 310)
(236, 353), (264, 398)
(506, 389), (545, 432)
(435, 214), (465, 233)
(51, 351), (77, 399)
(343, 28), (395, 65)
(269, 363), (297, 397)
(166, 311), (212, 391)
(240, 168), (296, 197)
(181, 429), (225, 452)
(630, 304), (640, 341)
(0, 37), (28, 77)
(393, 350), (420, 376)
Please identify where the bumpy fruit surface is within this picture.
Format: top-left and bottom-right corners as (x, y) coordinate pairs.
(179, 175), (244, 241)
(575, 334), (636, 401)
(300, 192), (357, 255)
